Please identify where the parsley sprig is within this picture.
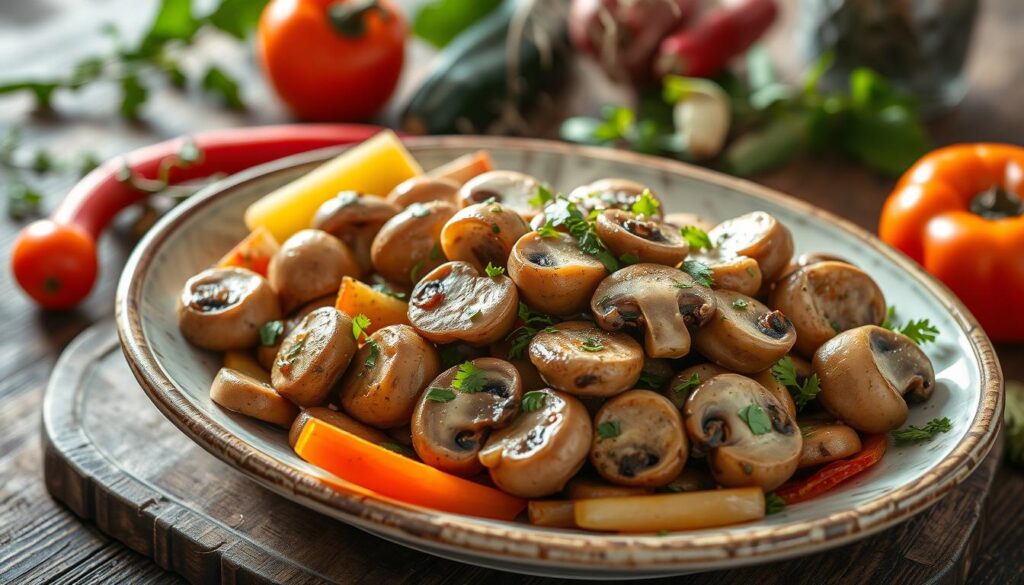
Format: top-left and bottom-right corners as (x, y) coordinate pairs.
(581, 337), (604, 352)
(672, 373), (701, 397)
(521, 390), (547, 413)
(680, 226), (713, 250)
(681, 260), (715, 287)
(452, 361), (486, 393)
(484, 262), (505, 277)
(892, 417), (952, 444)
(630, 189), (660, 216)
(597, 421), (621, 441)
(352, 314), (379, 369)
(765, 493), (786, 515)
(771, 356), (821, 412)
(259, 320), (284, 347)
(881, 306), (940, 345)
(543, 196), (619, 272)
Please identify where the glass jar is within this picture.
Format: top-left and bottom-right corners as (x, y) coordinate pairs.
(799, 0), (980, 116)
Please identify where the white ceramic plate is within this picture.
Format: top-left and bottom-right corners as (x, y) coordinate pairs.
(116, 136), (1002, 579)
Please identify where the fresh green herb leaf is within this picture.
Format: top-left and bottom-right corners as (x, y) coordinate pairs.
(680, 226), (713, 250)
(506, 304), (558, 359)
(765, 493), (786, 515)
(489, 205), (503, 213)
(529, 185), (555, 208)
(484, 262), (505, 277)
(412, 0), (502, 48)
(352, 314), (371, 340)
(597, 421), (621, 441)
(596, 294), (613, 305)
(581, 337), (604, 352)
(618, 253), (639, 265)
(463, 307), (481, 320)
(672, 281), (693, 289)
(206, 0), (270, 40)
(453, 361), (486, 393)
(544, 197), (619, 272)
(521, 390), (547, 413)
(630, 189), (660, 216)
(771, 356), (821, 411)
(898, 319), (940, 345)
(426, 387), (456, 403)
(830, 321), (841, 333)
(201, 65), (244, 110)
(536, 221), (560, 238)
(371, 283), (406, 300)
(881, 305), (896, 330)
(732, 299), (749, 310)
(681, 260), (715, 286)
(746, 267), (757, 277)
(738, 404), (772, 435)
(119, 74), (148, 118)
(673, 373), (701, 396)
(892, 417), (952, 444)
(364, 340), (380, 369)
(276, 337), (305, 369)
(259, 320), (284, 347)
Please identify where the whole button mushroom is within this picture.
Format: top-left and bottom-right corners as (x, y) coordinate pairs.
(411, 358), (523, 476)
(386, 175), (461, 208)
(528, 321), (644, 397)
(478, 389), (593, 498)
(336, 325), (442, 428)
(271, 307), (357, 407)
(312, 191), (401, 274)
(440, 201), (530, 272)
(589, 390), (688, 487)
(210, 368), (298, 428)
(795, 415), (862, 468)
(595, 210), (690, 267)
(693, 290), (797, 374)
(684, 373), (802, 491)
(662, 363), (730, 409)
(506, 232), (607, 316)
(178, 267), (281, 351)
(703, 256), (764, 297)
(458, 170), (545, 220)
(748, 368), (798, 420)
(591, 263), (717, 359)
(770, 261), (887, 357)
(268, 229), (360, 312)
(705, 211), (795, 284)
(566, 178), (663, 219)
(778, 251), (856, 281)
(408, 261), (518, 345)
(813, 325), (936, 433)
(288, 406), (391, 448)
(371, 200), (457, 286)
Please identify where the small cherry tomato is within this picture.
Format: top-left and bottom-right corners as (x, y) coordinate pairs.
(12, 220), (98, 310)
(258, 0), (407, 121)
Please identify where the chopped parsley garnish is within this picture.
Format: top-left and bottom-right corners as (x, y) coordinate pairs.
(738, 403), (772, 435)
(408, 203), (430, 218)
(364, 340), (379, 369)
(425, 387), (456, 403)
(528, 184), (555, 208)
(892, 417), (952, 444)
(597, 421), (621, 441)
(745, 266), (757, 277)
(259, 320), (284, 347)
(536, 221), (560, 238)
(636, 371), (666, 390)
(732, 299), (749, 310)
(772, 356), (821, 411)
(881, 306), (940, 344)
(680, 226), (713, 250)
(672, 373), (701, 396)
(491, 223), (501, 234)
(672, 281), (693, 289)
(506, 303), (558, 359)
(630, 189), (660, 216)
(484, 262), (505, 277)
(276, 336), (305, 369)
(765, 493), (786, 515)
(545, 197), (619, 272)
(489, 205), (503, 213)
(352, 314), (371, 340)
(521, 390), (547, 413)
(581, 337), (604, 352)
(452, 361), (486, 393)
(619, 252), (639, 265)
(681, 259), (715, 286)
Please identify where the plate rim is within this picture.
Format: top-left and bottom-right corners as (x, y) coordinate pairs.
(115, 135), (1003, 572)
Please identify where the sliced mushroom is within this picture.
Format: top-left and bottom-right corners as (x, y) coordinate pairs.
(271, 307), (356, 407)
(506, 232), (607, 316)
(440, 202), (530, 272)
(684, 373), (802, 491)
(662, 363), (730, 410)
(336, 325), (441, 428)
(590, 390), (688, 487)
(411, 358), (522, 476)
(564, 475), (653, 498)
(386, 176), (461, 208)
(693, 290), (797, 373)
(592, 264), (717, 358)
(268, 229), (360, 312)
(256, 295), (335, 370)
(566, 178), (663, 219)
(408, 261), (518, 345)
(795, 415), (862, 468)
(458, 170), (544, 220)
(706, 211), (794, 284)
(770, 261), (887, 357)
(371, 200), (457, 286)
(748, 369), (798, 420)
(288, 406), (391, 447)
(528, 321), (644, 397)
(210, 367), (298, 427)
(813, 325), (936, 433)
(312, 192), (401, 274)
(595, 210), (689, 266)
(178, 267), (281, 351)
(478, 389), (593, 498)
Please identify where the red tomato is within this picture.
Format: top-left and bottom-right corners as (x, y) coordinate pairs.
(258, 0), (407, 121)
(11, 220), (98, 310)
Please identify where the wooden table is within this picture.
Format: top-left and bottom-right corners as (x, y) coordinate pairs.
(1, 0), (1021, 583)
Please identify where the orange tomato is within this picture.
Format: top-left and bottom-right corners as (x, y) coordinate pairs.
(258, 0), (407, 121)
(11, 220), (98, 310)
(879, 144), (1024, 342)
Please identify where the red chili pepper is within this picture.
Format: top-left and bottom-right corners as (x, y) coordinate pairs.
(10, 124), (380, 310)
(654, 0), (778, 79)
(776, 433), (887, 505)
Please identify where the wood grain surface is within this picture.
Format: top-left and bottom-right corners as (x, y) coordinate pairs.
(1, 0), (1023, 583)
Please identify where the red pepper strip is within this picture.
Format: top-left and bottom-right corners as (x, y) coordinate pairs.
(11, 124), (380, 310)
(776, 433), (887, 505)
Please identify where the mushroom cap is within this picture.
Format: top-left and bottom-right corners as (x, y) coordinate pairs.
(770, 261), (887, 357)
(312, 192), (401, 274)
(748, 368), (798, 420)
(411, 358), (523, 476)
(662, 363), (730, 410)
(566, 178), (663, 219)
(795, 414), (862, 468)
(386, 176), (461, 208)
(663, 212), (715, 232)
(813, 325), (936, 433)
(336, 324), (441, 428)
(439, 201), (530, 272)
(684, 373), (802, 491)
(478, 389), (593, 498)
(458, 170), (544, 220)
(693, 254), (763, 297)
(271, 307), (357, 407)
(528, 320), (644, 397)
(693, 290), (797, 373)
(177, 267), (281, 351)
(506, 232), (607, 316)
(595, 210), (689, 267)
(591, 263), (717, 358)
(288, 406), (391, 448)
(371, 200), (457, 286)
(589, 390), (688, 487)
(268, 229), (360, 312)
(255, 295), (335, 370)
(407, 261), (519, 345)
(210, 367), (298, 428)
(707, 211), (794, 283)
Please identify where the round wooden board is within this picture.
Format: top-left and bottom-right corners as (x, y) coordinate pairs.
(42, 323), (1001, 584)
